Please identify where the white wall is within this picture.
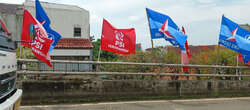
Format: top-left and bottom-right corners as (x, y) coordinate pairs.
(0, 13), (17, 40)
(50, 49), (91, 56)
(0, 6), (24, 41)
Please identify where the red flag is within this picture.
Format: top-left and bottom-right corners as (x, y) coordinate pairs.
(238, 53), (245, 64)
(181, 26), (191, 72)
(21, 10), (53, 67)
(0, 20), (9, 34)
(185, 39), (191, 59)
(181, 51), (189, 64)
(137, 44), (141, 49)
(203, 45), (208, 50)
(182, 27), (191, 58)
(101, 19), (136, 55)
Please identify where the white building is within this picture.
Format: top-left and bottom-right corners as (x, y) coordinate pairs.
(0, 3), (23, 41)
(0, 0), (93, 72)
(23, 0), (90, 39)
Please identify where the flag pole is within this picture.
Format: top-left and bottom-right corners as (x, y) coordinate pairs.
(145, 8), (155, 80)
(216, 15), (223, 67)
(216, 15), (222, 73)
(96, 42), (102, 72)
(97, 45), (101, 62)
(216, 44), (220, 75)
(98, 19), (105, 62)
(145, 8), (154, 50)
(236, 54), (240, 80)
(19, 45), (22, 58)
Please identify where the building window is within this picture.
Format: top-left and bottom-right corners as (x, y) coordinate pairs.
(74, 27), (81, 37)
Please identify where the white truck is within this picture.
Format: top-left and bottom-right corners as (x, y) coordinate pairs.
(0, 19), (22, 110)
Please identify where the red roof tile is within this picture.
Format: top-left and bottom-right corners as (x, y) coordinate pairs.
(55, 38), (93, 49)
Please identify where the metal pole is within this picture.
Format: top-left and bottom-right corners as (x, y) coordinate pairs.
(97, 45), (101, 62)
(236, 55), (239, 66)
(236, 54), (241, 80)
(98, 19), (104, 62)
(19, 45), (22, 58)
(216, 44), (220, 74)
(97, 43), (102, 72)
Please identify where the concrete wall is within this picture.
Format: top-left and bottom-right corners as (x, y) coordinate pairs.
(18, 80), (250, 105)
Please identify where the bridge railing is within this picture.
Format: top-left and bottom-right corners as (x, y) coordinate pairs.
(17, 59), (250, 80)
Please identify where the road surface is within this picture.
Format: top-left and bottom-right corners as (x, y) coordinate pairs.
(20, 97), (250, 110)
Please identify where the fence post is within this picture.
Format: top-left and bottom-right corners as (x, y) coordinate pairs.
(65, 63), (67, 72)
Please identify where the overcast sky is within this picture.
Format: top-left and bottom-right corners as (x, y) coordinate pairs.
(1, 0), (250, 49)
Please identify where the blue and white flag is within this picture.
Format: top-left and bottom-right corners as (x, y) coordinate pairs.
(36, 0), (62, 52)
(219, 15), (250, 63)
(146, 8), (187, 50)
(235, 32), (250, 52)
(242, 54), (250, 63)
(235, 29), (250, 63)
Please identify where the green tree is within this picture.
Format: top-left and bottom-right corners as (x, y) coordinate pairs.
(165, 49), (180, 64)
(92, 39), (118, 61)
(16, 47), (35, 59)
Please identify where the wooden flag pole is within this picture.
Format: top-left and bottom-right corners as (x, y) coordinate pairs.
(145, 8), (154, 50)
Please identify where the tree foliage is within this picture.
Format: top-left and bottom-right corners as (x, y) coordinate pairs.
(16, 47), (35, 59)
(92, 39), (118, 61)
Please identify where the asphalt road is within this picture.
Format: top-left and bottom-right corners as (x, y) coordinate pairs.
(20, 97), (250, 110)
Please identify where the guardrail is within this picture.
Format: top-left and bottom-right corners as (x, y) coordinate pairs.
(17, 71), (250, 77)
(16, 59), (250, 105)
(18, 59), (250, 69)
(17, 59), (250, 78)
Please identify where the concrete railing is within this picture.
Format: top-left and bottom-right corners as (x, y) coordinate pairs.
(16, 59), (250, 105)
